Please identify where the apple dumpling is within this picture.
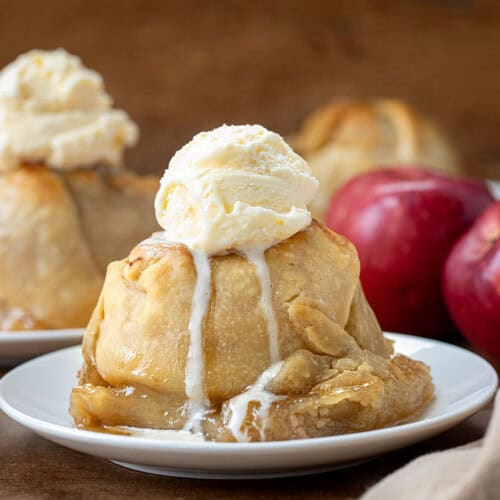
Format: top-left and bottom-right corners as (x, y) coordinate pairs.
(0, 50), (159, 330)
(292, 98), (462, 220)
(70, 125), (434, 442)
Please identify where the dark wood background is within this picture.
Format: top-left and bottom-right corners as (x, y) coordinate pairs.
(1, 0), (499, 178)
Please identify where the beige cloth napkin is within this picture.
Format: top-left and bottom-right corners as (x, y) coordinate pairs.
(362, 391), (500, 500)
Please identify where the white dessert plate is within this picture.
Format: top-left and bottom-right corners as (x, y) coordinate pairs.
(0, 333), (497, 479)
(0, 328), (84, 366)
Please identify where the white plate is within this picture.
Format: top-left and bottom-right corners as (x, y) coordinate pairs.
(0, 333), (497, 479)
(0, 328), (84, 366)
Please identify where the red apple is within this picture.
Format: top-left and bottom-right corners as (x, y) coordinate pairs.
(443, 202), (500, 356)
(325, 167), (494, 337)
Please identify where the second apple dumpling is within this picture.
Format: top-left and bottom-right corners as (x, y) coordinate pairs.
(292, 98), (462, 220)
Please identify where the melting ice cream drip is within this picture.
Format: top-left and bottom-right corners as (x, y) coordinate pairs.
(183, 249), (212, 434)
(183, 245), (282, 440)
(244, 248), (280, 364)
(227, 361), (283, 442)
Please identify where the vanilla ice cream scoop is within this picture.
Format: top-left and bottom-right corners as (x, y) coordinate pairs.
(155, 124), (319, 253)
(0, 49), (138, 171)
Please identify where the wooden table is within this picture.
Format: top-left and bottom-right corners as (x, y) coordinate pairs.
(0, 359), (497, 499)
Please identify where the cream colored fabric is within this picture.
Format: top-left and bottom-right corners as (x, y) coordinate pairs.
(362, 391), (500, 500)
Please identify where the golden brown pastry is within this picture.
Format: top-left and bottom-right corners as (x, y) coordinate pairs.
(0, 165), (158, 330)
(292, 99), (461, 220)
(71, 222), (433, 441)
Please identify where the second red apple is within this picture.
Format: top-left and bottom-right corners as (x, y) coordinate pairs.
(443, 202), (500, 356)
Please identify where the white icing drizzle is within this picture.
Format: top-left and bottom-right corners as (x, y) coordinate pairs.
(243, 248), (280, 364)
(183, 249), (212, 434)
(227, 361), (283, 442)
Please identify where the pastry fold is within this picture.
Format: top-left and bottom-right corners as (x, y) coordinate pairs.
(71, 222), (434, 441)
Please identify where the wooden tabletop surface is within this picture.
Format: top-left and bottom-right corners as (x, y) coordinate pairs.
(1, 1), (499, 498)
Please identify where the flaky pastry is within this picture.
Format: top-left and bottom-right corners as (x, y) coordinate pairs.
(71, 222), (434, 441)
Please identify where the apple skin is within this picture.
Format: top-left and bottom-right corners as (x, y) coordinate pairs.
(325, 167), (494, 337)
(443, 202), (500, 356)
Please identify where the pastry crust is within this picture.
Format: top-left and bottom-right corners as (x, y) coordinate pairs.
(0, 165), (159, 330)
(70, 222), (434, 441)
(292, 99), (461, 220)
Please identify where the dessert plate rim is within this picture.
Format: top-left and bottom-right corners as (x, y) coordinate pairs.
(0, 327), (84, 341)
(0, 328), (84, 366)
(0, 333), (497, 478)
